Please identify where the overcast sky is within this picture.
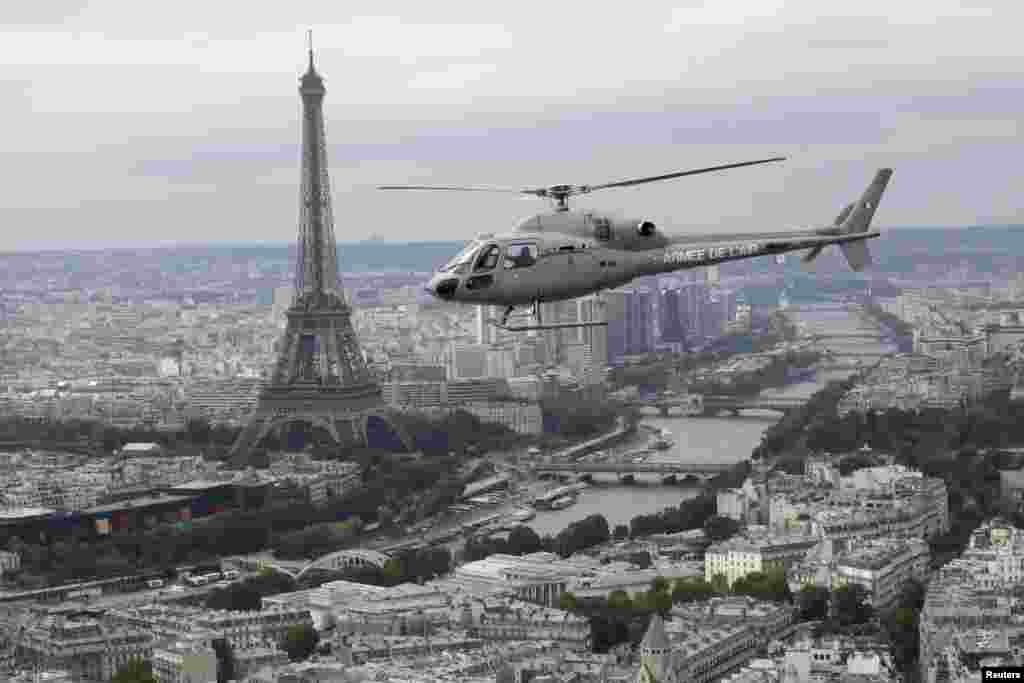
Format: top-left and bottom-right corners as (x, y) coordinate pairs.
(2, 1), (1022, 251)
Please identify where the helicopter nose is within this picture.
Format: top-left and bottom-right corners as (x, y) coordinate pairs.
(429, 276), (460, 300)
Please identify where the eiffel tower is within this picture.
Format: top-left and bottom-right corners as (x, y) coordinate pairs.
(230, 43), (411, 462)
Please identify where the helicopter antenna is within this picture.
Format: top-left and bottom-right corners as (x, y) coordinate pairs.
(378, 156), (786, 212)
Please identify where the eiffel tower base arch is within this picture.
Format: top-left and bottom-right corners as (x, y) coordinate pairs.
(229, 400), (415, 466)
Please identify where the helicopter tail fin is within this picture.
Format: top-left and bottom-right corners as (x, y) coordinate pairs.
(838, 168), (892, 235)
(837, 168), (891, 271)
(802, 169), (891, 271)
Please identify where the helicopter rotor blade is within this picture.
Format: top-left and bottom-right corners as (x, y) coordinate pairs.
(581, 157), (786, 193)
(377, 185), (540, 197)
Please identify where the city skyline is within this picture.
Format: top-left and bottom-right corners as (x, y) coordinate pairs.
(2, 2), (1023, 251)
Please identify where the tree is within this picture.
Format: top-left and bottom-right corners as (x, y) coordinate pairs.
(731, 568), (791, 603)
(559, 592), (578, 610)
(553, 514), (610, 558)
(613, 524), (630, 540)
(281, 623), (320, 662)
(507, 525), (542, 556)
(607, 590), (633, 609)
(211, 638), (236, 683)
(883, 606), (919, 675)
(796, 585), (829, 621)
(111, 658), (157, 683)
(205, 583), (263, 611)
(672, 577), (714, 604)
(639, 589), (673, 614)
(831, 584), (874, 627)
(703, 515), (741, 542)
(382, 558), (404, 582)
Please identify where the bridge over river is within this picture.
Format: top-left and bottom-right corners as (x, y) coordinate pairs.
(535, 460), (736, 478)
(625, 394), (808, 417)
(810, 332), (887, 341)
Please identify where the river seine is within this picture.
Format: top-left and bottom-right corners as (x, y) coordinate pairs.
(528, 306), (897, 537)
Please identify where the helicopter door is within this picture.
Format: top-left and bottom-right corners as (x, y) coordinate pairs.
(502, 242), (540, 301)
(466, 243), (500, 291)
(554, 243), (601, 298)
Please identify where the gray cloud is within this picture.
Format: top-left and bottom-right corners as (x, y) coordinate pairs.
(1, 1), (1022, 250)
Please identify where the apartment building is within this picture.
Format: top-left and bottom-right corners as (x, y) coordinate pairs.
(704, 532), (819, 588)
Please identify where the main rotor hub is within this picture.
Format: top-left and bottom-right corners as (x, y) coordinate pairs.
(540, 184), (587, 212)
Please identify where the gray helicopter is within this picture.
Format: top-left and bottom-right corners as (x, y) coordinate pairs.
(380, 160), (892, 331)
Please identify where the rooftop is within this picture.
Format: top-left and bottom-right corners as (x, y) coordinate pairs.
(84, 494), (193, 514)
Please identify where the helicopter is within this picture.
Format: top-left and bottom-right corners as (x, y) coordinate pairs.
(379, 159), (892, 331)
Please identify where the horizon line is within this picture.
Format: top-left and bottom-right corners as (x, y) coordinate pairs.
(2, 223), (1022, 256)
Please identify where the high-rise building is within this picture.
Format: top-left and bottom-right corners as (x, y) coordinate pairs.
(660, 288), (685, 343)
(631, 287), (656, 354)
(605, 288), (655, 363)
(577, 295), (608, 384)
(604, 291), (628, 363)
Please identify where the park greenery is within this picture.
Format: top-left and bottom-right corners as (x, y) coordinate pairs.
(627, 462), (749, 538)
(569, 567), (791, 652)
(0, 395), (625, 463)
(609, 347), (817, 397)
(687, 350), (822, 398)
(754, 377), (857, 461)
(111, 658), (156, 683)
(464, 525), (544, 563)
(702, 515), (742, 542)
(281, 623), (320, 662)
(574, 566), (881, 653)
(539, 395), (631, 440)
(465, 515), (611, 564)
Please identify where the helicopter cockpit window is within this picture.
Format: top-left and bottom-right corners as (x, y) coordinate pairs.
(441, 241), (482, 274)
(474, 245), (501, 272)
(504, 244), (538, 269)
(594, 217), (612, 241)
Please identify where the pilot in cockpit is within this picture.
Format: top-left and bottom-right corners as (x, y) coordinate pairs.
(511, 246), (535, 268)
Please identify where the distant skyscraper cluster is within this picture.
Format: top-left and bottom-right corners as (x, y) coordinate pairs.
(599, 273), (742, 362)
(458, 295), (608, 387)
(447, 273), (748, 384)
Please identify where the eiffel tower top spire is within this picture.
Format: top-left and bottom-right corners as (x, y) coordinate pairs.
(301, 29), (323, 93)
(295, 30), (340, 307)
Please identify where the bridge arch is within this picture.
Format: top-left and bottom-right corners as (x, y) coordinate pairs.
(295, 549), (390, 581)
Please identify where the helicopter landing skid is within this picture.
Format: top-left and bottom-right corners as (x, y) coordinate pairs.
(487, 318), (610, 333)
